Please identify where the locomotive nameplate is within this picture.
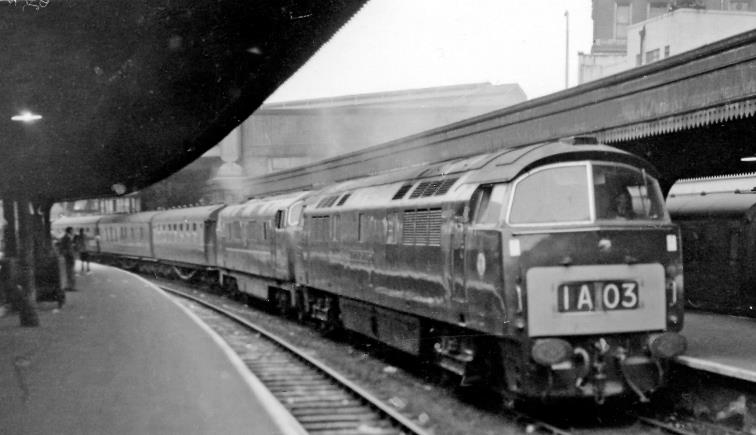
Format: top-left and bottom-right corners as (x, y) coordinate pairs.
(557, 281), (639, 313)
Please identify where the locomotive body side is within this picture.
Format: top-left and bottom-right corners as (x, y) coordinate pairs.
(216, 192), (308, 301)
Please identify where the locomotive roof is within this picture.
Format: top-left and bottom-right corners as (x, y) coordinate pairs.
(151, 205), (226, 223)
(667, 191), (756, 219)
(464, 142), (657, 184)
(220, 191), (308, 219)
(312, 141), (656, 197)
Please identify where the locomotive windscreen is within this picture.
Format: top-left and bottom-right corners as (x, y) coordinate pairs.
(593, 164), (666, 221)
(508, 162), (667, 225)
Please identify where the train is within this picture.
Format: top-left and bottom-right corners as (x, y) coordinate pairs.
(53, 138), (687, 403)
(667, 174), (756, 317)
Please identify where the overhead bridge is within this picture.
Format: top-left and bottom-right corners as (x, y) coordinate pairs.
(244, 29), (756, 196)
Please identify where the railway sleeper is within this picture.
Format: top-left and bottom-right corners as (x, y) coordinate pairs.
(303, 421), (392, 430)
(291, 407), (375, 416)
(286, 399), (364, 409)
(296, 414), (383, 423)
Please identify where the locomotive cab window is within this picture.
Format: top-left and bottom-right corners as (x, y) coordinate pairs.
(509, 162), (667, 225)
(470, 184), (508, 224)
(593, 164), (666, 221)
(288, 201), (304, 226)
(509, 164), (590, 225)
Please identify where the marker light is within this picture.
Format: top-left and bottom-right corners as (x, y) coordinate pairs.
(741, 156), (756, 162)
(11, 111), (42, 122)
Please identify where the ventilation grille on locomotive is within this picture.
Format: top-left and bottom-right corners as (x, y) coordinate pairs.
(317, 196), (340, 208)
(336, 193), (351, 206)
(408, 178), (458, 199)
(402, 208), (442, 246)
(392, 184), (413, 200)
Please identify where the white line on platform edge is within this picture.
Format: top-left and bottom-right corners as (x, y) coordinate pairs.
(676, 355), (756, 383)
(127, 271), (309, 435)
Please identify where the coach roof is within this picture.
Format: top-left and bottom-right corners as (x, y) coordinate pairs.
(99, 211), (163, 224)
(152, 205), (226, 223)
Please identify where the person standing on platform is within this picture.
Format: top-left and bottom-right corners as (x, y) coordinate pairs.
(59, 226), (76, 291)
(74, 228), (90, 273)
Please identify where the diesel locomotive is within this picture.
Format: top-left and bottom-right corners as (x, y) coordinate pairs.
(53, 139), (687, 403)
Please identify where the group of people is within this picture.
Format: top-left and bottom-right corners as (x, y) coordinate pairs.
(57, 227), (91, 294)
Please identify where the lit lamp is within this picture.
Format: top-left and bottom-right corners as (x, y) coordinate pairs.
(11, 111), (42, 122)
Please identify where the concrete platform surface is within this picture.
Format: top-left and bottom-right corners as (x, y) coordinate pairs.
(0, 262), (301, 435)
(678, 311), (756, 383)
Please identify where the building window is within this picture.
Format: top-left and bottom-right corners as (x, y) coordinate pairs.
(726, 0), (751, 10)
(664, 45), (670, 58)
(646, 49), (660, 63)
(648, 2), (668, 18)
(615, 3), (632, 40)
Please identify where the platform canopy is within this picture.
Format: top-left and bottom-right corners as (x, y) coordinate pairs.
(0, 0), (365, 202)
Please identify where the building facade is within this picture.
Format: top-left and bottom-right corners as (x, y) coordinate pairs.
(205, 82), (527, 203)
(580, 0), (756, 82)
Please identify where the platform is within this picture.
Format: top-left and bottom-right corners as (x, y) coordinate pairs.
(677, 311), (756, 383)
(0, 262), (304, 435)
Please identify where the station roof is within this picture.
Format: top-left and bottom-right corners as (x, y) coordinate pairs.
(242, 29), (756, 197)
(0, 0), (365, 202)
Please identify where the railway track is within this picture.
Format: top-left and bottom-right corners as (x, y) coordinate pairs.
(162, 285), (430, 435)
(160, 283), (701, 435)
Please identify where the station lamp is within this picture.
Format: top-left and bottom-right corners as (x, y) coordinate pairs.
(741, 156), (756, 162)
(11, 111), (42, 122)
